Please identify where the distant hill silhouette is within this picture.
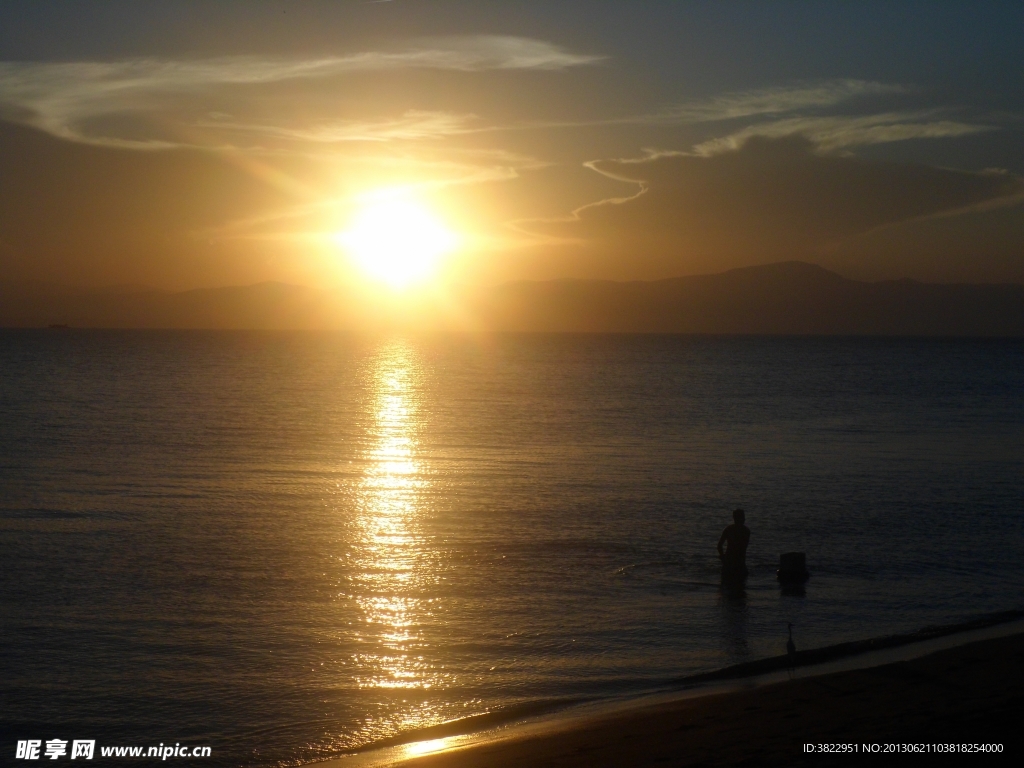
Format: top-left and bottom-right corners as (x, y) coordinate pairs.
(476, 262), (1024, 335)
(2, 262), (1023, 335)
(0, 281), (340, 330)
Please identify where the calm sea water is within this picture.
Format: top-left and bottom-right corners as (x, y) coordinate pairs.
(2, 332), (1023, 766)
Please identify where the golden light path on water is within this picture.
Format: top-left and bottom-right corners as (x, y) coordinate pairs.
(349, 340), (453, 742)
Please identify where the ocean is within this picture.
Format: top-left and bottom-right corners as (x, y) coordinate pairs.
(2, 331), (1022, 766)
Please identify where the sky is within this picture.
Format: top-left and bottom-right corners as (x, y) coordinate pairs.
(1, 0), (1023, 292)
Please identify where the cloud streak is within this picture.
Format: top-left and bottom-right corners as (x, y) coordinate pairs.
(494, 80), (905, 132)
(197, 110), (481, 143)
(520, 136), (1024, 277)
(0, 36), (603, 145)
(693, 111), (995, 154)
(654, 80), (905, 124)
(487, 81), (994, 154)
(0, 56), (997, 159)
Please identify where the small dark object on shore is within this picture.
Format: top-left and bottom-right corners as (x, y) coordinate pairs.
(777, 552), (809, 583)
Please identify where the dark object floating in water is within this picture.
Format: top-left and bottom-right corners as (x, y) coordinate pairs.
(47, 323), (70, 329)
(777, 551), (810, 583)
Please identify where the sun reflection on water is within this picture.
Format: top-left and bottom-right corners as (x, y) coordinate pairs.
(349, 340), (453, 736)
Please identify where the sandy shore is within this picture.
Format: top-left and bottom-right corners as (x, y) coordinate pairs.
(355, 627), (1023, 767)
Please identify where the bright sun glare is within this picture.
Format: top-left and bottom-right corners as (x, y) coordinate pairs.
(337, 196), (457, 289)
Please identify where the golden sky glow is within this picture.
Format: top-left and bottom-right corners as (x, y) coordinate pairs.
(1, 3), (1023, 300)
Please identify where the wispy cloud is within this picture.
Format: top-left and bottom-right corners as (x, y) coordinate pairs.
(693, 112), (995, 154)
(528, 82), (993, 154)
(516, 135), (1024, 280)
(0, 36), (603, 145)
(441, 80), (995, 155)
(495, 80), (905, 132)
(653, 80), (905, 124)
(197, 110), (480, 143)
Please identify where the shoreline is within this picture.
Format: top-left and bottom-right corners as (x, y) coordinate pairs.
(674, 609), (1024, 686)
(326, 610), (1024, 767)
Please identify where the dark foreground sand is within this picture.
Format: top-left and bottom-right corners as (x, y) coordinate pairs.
(386, 631), (1023, 767)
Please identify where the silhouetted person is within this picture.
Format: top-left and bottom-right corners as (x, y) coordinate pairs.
(718, 508), (750, 582)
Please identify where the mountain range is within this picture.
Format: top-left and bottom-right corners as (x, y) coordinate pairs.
(3, 261), (1022, 335)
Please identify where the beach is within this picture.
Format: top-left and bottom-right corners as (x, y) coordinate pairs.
(371, 629), (1022, 767)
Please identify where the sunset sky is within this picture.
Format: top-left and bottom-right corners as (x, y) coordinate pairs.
(1, 1), (1023, 292)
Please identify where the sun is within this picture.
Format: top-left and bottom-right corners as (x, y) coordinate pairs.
(336, 195), (458, 288)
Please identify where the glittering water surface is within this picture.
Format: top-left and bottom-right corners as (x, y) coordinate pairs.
(2, 332), (1022, 766)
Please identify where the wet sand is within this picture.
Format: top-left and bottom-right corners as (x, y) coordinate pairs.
(380, 630), (1023, 766)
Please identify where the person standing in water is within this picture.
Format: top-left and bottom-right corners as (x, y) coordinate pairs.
(718, 508), (750, 581)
